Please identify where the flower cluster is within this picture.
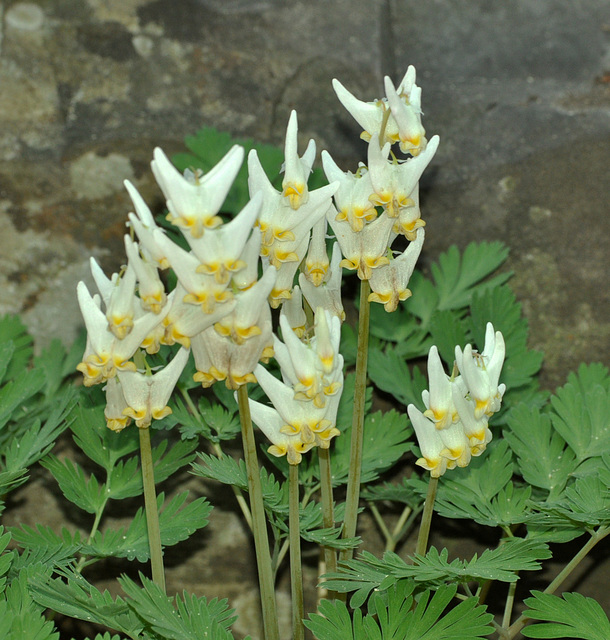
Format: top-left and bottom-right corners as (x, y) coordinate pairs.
(76, 143), (278, 430)
(323, 66), (439, 311)
(248, 309), (344, 465)
(408, 323), (506, 477)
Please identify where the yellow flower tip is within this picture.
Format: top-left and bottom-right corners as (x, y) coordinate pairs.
(106, 417), (130, 432)
(213, 322), (232, 338)
(280, 423), (301, 436)
(416, 456), (445, 478)
(306, 264), (328, 287)
(114, 358), (137, 373)
(339, 257), (359, 272)
(282, 183), (306, 210)
(369, 191), (391, 208)
(193, 366), (226, 388)
(323, 381), (341, 396)
(226, 372), (256, 389)
(260, 345), (274, 362)
(152, 406), (172, 421)
(236, 325), (263, 342)
(292, 325), (306, 339)
(313, 394), (326, 409)
(108, 316), (134, 340)
(205, 215), (223, 230)
(271, 248), (299, 264)
(268, 287), (291, 308)
(268, 443), (288, 458)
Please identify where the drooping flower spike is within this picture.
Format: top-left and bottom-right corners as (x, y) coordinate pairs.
(455, 323), (506, 419)
(410, 326), (506, 477)
(332, 66), (428, 155)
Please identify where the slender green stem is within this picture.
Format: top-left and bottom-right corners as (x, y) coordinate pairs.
(389, 504), (419, 552)
(289, 463), (304, 640)
(237, 384), (280, 640)
(415, 475), (438, 556)
(318, 447), (337, 576)
(179, 386), (253, 529)
(502, 580), (517, 629)
(506, 525), (610, 639)
(139, 426), (166, 594)
(75, 501), (107, 573)
(369, 502), (394, 550)
(340, 278), (371, 562)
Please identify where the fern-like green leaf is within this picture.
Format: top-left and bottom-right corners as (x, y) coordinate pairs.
(522, 591), (610, 639)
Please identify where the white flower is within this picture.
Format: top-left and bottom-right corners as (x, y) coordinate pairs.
(124, 180), (169, 269)
(88, 258), (137, 340)
(254, 364), (339, 443)
(152, 230), (233, 314)
(327, 207), (394, 280)
(272, 311), (343, 409)
(408, 404), (471, 477)
(299, 242), (345, 322)
(103, 376), (131, 432)
(151, 145), (244, 238)
(421, 345), (460, 430)
(407, 405), (449, 478)
(118, 347), (190, 428)
(247, 398), (316, 465)
(321, 151), (377, 233)
(124, 236), (167, 314)
(76, 280), (168, 386)
(281, 110), (316, 210)
(332, 66), (428, 155)
(247, 112), (338, 273)
(368, 227), (424, 312)
(392, 184), (425, 241)
(280, 285), (307, 338)
(455, 323), (506, 419)
(367, 134), (440, 218)
(384, 72), (427, 156)
(192, 265), (276, 389)
(303, 216), (330, 287)
(161, 283), (236, 349)
(182, 192), (262, 285)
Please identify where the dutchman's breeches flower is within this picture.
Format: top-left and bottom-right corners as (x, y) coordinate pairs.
(328, 207), (394, 280)
(368, 227), (424, 312)
(411, 326), (506, 477)
(151, 145), (244, 238)
(332, 66), (428, 155)
(191, 265), (277, 389)
(321, 151), (377, 233)
(117, 346), (190, 429)
(455, 323), (506, 419)
(298, 242), (345, 322)
(367, 134), (440, 219)
(76, 280), (169, 386)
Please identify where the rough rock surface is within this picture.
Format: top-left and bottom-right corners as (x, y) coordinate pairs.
(1, 0), (609, 637)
